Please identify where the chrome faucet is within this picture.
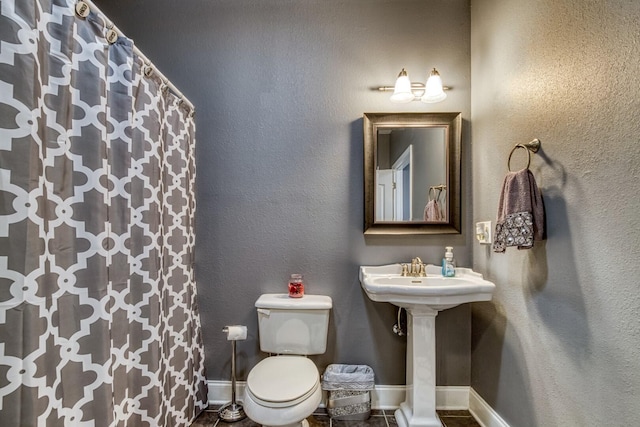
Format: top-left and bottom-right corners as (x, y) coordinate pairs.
(401, 257), (426, 277)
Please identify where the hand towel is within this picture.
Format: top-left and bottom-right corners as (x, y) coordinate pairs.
(424, 199), (443, 221)
(493, 169), (545, 252)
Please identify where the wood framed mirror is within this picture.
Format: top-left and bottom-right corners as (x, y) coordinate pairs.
(363, 112), (461, 235)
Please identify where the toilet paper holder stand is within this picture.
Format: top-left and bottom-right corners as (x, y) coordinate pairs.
(219, 326), (247, 422)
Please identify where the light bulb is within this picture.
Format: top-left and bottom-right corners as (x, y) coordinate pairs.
(421, 68), (447, 103)
(390, 69), (415, 103)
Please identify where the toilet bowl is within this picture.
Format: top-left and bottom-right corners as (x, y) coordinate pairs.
(242, 294), (332, 427)
(243, 355), (321, 427)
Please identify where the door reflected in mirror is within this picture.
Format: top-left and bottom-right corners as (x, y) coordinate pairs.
(364, 113), (461, 235)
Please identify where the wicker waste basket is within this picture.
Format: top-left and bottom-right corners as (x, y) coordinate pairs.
(322, 364), (375, 421)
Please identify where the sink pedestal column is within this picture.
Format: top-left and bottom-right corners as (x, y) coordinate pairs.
(394, 306), (442, 427)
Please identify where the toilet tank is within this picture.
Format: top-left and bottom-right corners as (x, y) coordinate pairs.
(255, 294), (332, 355)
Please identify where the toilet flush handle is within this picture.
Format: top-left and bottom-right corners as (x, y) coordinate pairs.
(257, 308), (271, 317)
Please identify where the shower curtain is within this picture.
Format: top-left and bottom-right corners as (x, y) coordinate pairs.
(0, 1), (208, 425)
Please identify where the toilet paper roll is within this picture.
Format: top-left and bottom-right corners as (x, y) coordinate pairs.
(225, 325), (247, 341)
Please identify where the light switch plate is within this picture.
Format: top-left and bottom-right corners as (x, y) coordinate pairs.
(476, 221), (492, 244)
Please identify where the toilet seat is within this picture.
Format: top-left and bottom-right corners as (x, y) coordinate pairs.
(246, 356), (319, 408)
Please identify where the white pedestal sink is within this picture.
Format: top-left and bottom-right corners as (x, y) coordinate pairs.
(359, 263), (495, 427)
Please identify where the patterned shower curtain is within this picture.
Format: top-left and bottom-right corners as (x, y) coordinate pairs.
(0, 0), (208, 425)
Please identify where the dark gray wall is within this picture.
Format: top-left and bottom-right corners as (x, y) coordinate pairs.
(471, 0), (640, 425)
(93, 0), (472, 385)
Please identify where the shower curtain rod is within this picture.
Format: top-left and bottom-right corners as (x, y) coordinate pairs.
(81, 0), (196, 112)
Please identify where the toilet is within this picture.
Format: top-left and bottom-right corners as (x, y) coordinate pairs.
(243, 293), (332, 427)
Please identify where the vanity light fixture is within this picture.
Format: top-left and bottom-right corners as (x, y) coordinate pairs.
(378, 68), (449, 104)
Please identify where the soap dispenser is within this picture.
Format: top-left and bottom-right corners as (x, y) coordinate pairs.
(442, 246), (456, 277)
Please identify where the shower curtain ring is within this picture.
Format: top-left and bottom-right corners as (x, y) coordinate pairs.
(106, 23), (118, 45)
(144, 64), (154, 77)
(75, 1), (90, 18)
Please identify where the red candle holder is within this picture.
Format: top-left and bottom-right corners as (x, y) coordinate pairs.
(288, 274), (304, 298)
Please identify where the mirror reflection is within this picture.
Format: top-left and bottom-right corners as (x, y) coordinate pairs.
(363, 112), (461, 235)
(376, 127), (447, 222)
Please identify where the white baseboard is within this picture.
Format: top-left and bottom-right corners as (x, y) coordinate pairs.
(368, 384), (405, 410)
(435, 386), (470, 410)
(469, 388), (510, 427)
(208, 381), (509, 427)
(208, 381), (470, 411)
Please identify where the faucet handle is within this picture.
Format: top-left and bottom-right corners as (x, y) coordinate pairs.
(401, 263), (409, 276)
(418, 263), (426, 277)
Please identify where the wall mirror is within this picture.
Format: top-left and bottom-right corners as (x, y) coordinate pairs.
(363, 112), (461, 235)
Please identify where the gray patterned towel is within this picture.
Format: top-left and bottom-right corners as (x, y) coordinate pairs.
(493, 169), (545, 252)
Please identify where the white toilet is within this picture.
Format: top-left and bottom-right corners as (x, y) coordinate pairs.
(243, 293), (332, 427)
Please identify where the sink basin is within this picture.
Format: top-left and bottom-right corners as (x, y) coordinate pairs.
(359, 263), (495, 311)
(359, 263), (495, 427)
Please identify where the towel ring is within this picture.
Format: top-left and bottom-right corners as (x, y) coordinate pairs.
(508, 144), (531, 171)
(507, 139), (540, 171)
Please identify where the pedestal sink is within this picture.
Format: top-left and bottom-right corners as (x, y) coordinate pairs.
(359, 263), (495, 427)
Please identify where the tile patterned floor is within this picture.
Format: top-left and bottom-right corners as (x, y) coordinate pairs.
(191, 408), (481, 427)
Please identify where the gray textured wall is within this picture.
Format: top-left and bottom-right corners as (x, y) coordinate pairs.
(93, 0), (472, 385)
(471, 0), (640, 425)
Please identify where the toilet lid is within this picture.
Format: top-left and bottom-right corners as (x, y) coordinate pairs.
(247, 356), (319, 404)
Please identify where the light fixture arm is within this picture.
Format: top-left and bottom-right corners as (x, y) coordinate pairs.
(376, 83), (452, 92)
